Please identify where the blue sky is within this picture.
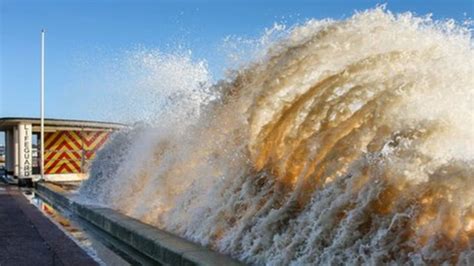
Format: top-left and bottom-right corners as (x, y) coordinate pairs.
(0, 0), (473, 127)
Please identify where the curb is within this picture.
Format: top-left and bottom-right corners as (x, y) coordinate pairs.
(36, 182), (243, 266)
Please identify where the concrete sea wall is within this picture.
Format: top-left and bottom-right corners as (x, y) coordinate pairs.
(36, 182), (243, 266)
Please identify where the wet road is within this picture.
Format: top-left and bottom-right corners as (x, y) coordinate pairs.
(0, 183), (98, 266)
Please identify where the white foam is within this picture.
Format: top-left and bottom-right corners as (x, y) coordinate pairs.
(80, 7), (474, 265)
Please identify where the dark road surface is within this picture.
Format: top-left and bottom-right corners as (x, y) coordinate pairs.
(0, 183), (98, 266)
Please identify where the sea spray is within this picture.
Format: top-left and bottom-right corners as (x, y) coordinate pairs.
(88, 48), (214, 124)
(80, 7), (474, 265)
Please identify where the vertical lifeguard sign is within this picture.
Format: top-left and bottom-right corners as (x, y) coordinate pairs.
(18, 124), (32, 178)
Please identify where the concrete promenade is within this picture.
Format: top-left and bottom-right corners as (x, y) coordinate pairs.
(0, 183), (97, 266)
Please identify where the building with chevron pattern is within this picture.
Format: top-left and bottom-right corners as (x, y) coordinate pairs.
(0, 117), (125, 184)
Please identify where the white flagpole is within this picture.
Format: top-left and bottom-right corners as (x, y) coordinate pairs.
(40, 29), (45, 182)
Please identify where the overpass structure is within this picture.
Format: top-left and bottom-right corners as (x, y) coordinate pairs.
(0, 117), (125, 185)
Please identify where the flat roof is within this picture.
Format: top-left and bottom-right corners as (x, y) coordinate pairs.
(0, 117), (126, 131)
